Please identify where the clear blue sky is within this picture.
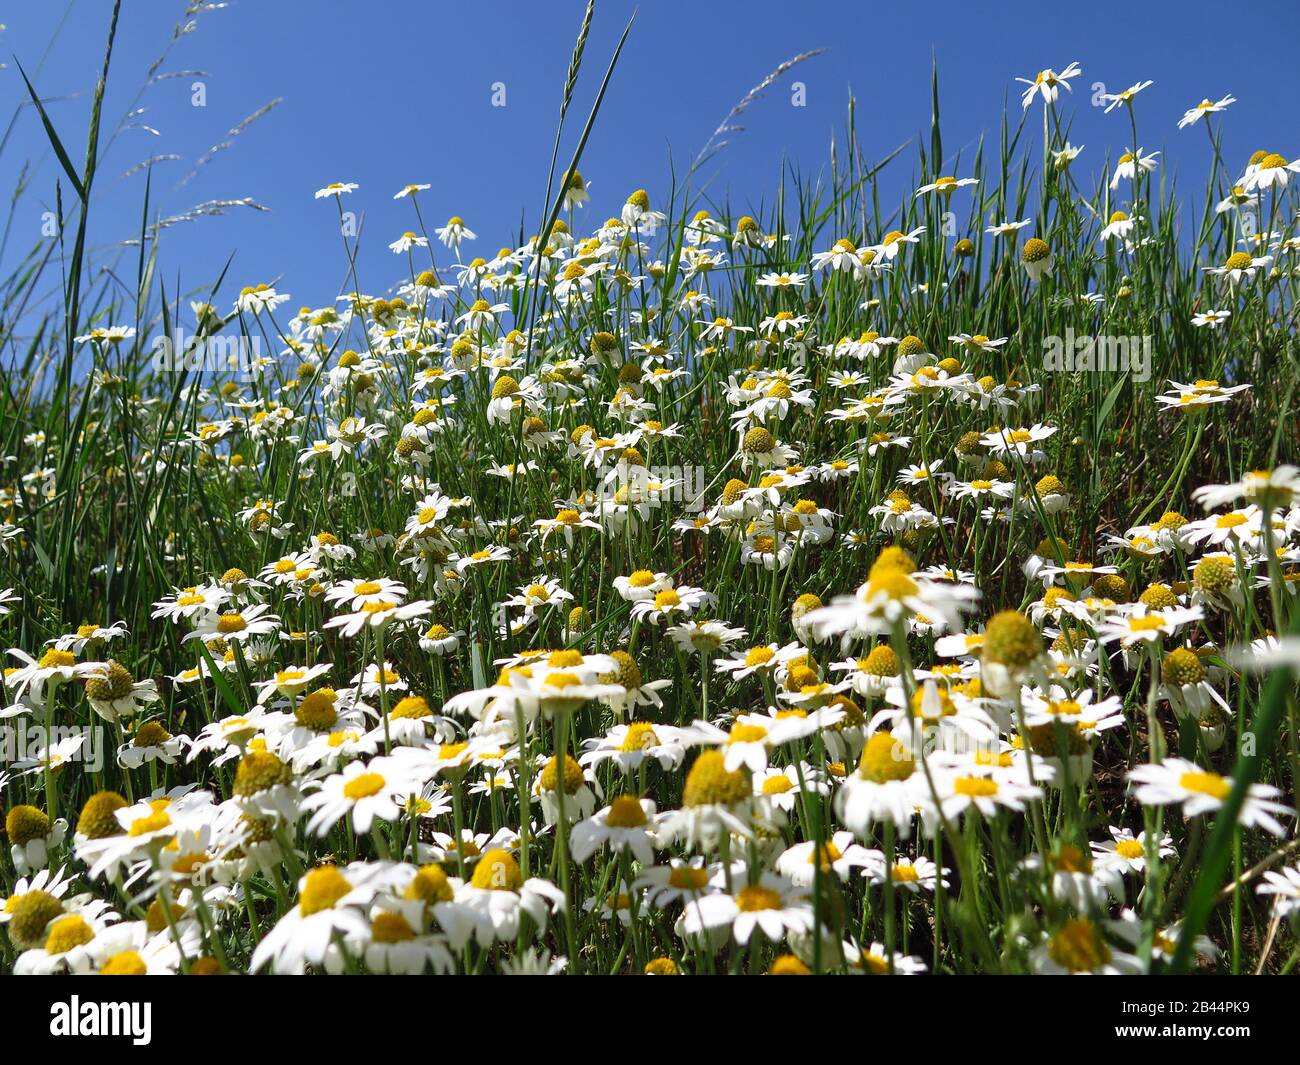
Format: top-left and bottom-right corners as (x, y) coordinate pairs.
(3, 0), (1297, 316)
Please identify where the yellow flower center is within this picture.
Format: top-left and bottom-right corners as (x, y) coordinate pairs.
(1179, 771), (1230, 800)
(128, 803), (173, 837)
(1048, 919), (1111, 973)
(299, 866), (352, 915)
(729, 723), (768, 744)
(867, 568), (919, 601)
(953, 776), (999, 797)
(665, 868), (710, 896)
(1115, 839), (1145, 860)
(343, 772), (386, 800)
(371, 911), (416, 943)
(735, 885), (782, 912)
(470, 849), (522, 891)
(404, 864), (454, 904)
(100, 950), (147, 975)
(858, 732), (915, 783)
(38, 648), (77, 670)
(619, 722), (659, 751)
(5, 805), (51, 845)
(605, 795), (648, 828)
(45, 915), (95, 955)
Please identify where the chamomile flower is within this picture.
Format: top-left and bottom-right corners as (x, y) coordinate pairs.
(1110, 148), (1159, 189)
(301, 756), (424, 836)
(754, 763), (828, 813)
(393, 183), (431, 199)
(570, 796), (659, 864)
(1192, 309), (1232, 329)
(1256, 865), (1300, 919)
(938, 769), (1041, 822)
(314, 182), (358, 199)
(75, 325), (136, 345)
(249, 864), (376, 973)
(1032, 917), (1144, 975)
(677, 872), (813, 948)
(837, 730), (927, 838)
(454, 849), (564, 946)
(987, 218), (1032, 237)
(388, 231), (429, 254)
(1096, 603), (1203, 647)
(714, 643), (804, 685)
(754, 271), (808, 290)
(252, 662), (333, 705)
(632, 858), (724, 909)
(915, 175), (978, 198)
(185, 603), (282, 645)
(612, 569), (671, 602)
(83, 660), (161, 722)
(580, 721), (690, 775)
(435, 215), (477, 249)
(1101, 80), (1154, 114)
(13, 899), (122, 975)
(1241, 151), (1300, 192)
(666, 619), (747, 657)
(4, 647), (102, 702)
(775, 832), (875, 886)
(151, 584), (229, 623)
(1129, 758), (1294, 835)
(325, 598), (432, 638)
(805, 560), (978, 640)
(656, 750), (757, 852)
(6, 805), (67, 875)
(1156, 378), (1252, 410)
(1015, 62), (1082, 109)
(1204, 251), (1270, 284)
(863, 852), (949, 894)
(844, 939), (929, 975)
(1098, 209), (1140, 242)
(1178, 94), (1236, 128)
(629, 583), (713, 624)
(1090, 826), (1174, 877)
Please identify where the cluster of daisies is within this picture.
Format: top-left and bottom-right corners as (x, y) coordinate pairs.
(2, 58), (1299, 976)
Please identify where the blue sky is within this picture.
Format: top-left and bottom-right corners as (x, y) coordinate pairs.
(2, 0), (1297, 316)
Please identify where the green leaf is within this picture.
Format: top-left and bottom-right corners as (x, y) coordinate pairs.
(13, 58), (86, 201)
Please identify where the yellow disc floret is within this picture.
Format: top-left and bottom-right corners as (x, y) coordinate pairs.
(299, 866), (352, 915)
(858, 732), (915, 783)
(471, 848), (522, 891)
(682, 750), (752, 807)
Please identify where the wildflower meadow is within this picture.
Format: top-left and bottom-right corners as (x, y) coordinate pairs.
(1, 0), (1299, 996)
